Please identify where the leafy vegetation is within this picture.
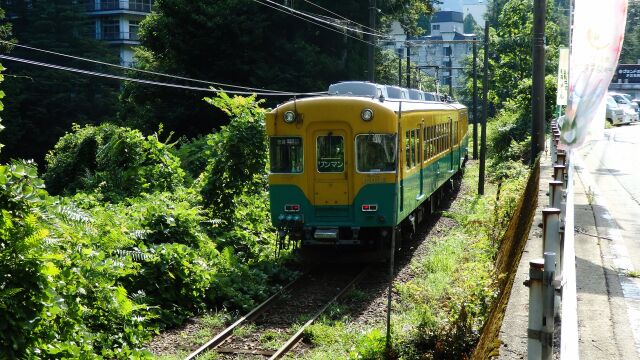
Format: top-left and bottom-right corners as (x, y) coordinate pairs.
(301, 162), (528, 359)
(1, 90), (295, 358)
(462, 0), (564, 165)
(0, 0), (119, 165)
(44, 124), (185, 202)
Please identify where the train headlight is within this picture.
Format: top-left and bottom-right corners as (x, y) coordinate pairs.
(283, 111), (297, 124)
(361, 108), (374, 121)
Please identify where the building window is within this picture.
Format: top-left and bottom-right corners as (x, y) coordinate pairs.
(443, 46), (452, 56)
(432, 24), (440, 31)
(129, 20), (140, 40)
(100, 0), (120, 10)
(129, 0), (152, 12)
(101, 19), (120, 40)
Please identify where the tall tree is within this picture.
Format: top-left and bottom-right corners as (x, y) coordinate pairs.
(119, 0), (438, 136)
(463, 13), (477, 33)
(0, 0), (119, 165)
(619, 0), (640, 63)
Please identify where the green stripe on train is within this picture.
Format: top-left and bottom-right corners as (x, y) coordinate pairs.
(269, 183), (396, 227)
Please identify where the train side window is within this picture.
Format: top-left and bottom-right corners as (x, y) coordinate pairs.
(427, 126), (433, 159)
(411, 129), (417, 167)
(436, 124), (441, 154)
(453, 121), (457, 144)
(423, 127), (428, 160)
(317, 135), (344, 172)
(270, 137), (303, 173)
(356, 134), (397, 173)
(405, 131), (411, 169)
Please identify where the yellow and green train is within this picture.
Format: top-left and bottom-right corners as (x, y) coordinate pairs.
(267, 82), (468, 254)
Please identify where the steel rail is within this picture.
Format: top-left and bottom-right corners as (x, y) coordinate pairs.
(184, 272), (307, 360)
(268, 266), (370, 359)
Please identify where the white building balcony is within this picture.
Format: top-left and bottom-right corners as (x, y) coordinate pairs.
(86, 0), (152, 15)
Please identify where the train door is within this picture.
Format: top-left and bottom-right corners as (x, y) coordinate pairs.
(310, 127), (351, 217)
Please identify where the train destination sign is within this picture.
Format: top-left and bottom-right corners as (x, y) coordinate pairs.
(614, 64), (640, 83)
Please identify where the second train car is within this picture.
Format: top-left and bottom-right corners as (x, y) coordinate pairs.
(267, 81), (469, 255)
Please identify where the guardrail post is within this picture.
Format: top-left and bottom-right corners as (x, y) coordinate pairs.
(542, 252), (556, 360)
(549, 180), (564, 211)
(553, 164), (565, 185)
(542, 208), (561, 322)
(543, 208), (561, 260)
(556, 151), (566, 166)
(526, 259), (544, 360)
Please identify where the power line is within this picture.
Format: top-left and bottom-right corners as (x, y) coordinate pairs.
(301, 10), (385, 37)
(252, 0), (381, 46)
(0, 40), (293, 94)
(0, 54), (327, 97)
(301, 0), (383, 36)
(260, 0), (385, 38)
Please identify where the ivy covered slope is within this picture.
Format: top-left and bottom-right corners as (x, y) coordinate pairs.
(1, 91), (294, 358)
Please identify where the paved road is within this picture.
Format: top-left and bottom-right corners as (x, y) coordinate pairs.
(575, 122), (640, 359)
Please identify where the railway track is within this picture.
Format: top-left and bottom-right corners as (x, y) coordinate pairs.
(185, 265), (369, 360)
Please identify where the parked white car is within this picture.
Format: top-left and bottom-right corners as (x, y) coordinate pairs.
(609, 92), (639, 122)
(606, 95), (628, 125)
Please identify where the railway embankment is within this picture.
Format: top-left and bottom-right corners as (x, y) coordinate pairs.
(148, 159), (535, 359)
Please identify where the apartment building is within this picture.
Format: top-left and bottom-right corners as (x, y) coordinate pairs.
(86, 0), (153, 67)
(382, 11), (475, 95)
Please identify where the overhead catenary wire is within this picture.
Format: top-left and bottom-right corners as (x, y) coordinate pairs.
(252, 0), (383, 46)
(0, 39), (293, 94)
(0, 54), (327, 97)
(301, 0), (384, 36)
(259, 0), (388, 39)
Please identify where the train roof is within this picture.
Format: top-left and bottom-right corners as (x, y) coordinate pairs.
(274, 95), (466, 114)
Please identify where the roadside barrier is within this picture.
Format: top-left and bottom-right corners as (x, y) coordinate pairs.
(526, 119), (579, 359)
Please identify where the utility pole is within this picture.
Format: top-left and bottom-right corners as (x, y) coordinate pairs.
(398, 48), (403, 87)
(448, 53), (453, 97)
(368, 0), (376, 82)
(472, 38), (478, 159)
(531, 0), (546, 163)
(479, 21), (489, 195)
(406, 46), (411, 88)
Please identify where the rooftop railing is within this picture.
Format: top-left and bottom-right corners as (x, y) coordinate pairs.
(86, 1), (152, 13)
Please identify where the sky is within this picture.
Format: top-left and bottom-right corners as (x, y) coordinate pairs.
(436, 0), (463, 12)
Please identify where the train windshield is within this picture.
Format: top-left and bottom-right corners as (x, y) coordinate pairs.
(270, 137), (303, 173)
(316, 135), (344, 172)
(356, 134), (397, 173)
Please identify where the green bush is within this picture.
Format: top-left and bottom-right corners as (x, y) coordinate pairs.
(199, 93), (268, 220)
(174, 134), (215, 182)
(0, 160), (153, 358)
(44, 123), (185, 202)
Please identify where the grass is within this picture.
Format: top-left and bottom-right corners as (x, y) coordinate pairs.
(295, 160), (528, 359)
(156, 351), (218, 360)
(627, 270), (640, 278)
(233, 323), (257, 337)
(259, 329), (288, 349)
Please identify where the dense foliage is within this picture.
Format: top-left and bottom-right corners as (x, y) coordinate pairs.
(0, 90), (294, 358)
(619, 0), (640, 64)
(119, 0), (438, 135)
(44, 123), (185, 202)
(461, 0), (564, 167)
(0, 0), (119, 165)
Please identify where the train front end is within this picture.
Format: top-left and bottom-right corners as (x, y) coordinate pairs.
(267, 95), (399, 254)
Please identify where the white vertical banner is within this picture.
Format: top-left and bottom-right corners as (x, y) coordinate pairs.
(556, 48), (569, 106)
(560, 0), (628, 148)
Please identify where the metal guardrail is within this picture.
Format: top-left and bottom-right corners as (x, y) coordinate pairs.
(526, 119), (578, 359)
